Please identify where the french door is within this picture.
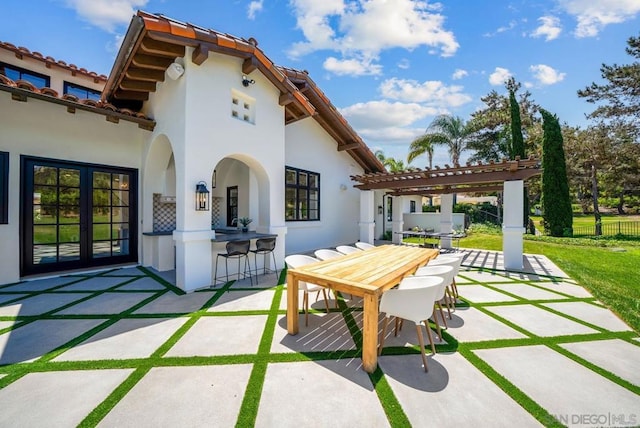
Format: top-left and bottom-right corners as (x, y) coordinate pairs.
(21, 157), (137, 276)
(226, 186), (238, 227)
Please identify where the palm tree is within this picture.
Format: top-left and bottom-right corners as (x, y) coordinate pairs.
(412, 115), (473, 167)
(374, 149), (406, 173)
(407, 134), (436, 169)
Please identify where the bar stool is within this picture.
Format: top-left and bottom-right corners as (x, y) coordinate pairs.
(214, 240), (252, 286)
(250, 237), (278, 284)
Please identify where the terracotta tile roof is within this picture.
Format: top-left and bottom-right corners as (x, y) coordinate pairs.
(0, 74), (155, 130)
(0, 41), (108, 82)
(279, 66), (385, 174)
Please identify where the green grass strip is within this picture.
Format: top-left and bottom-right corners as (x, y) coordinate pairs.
(458, 347), (563, 427)
(136, 266), (185, 295)
(78, 366), (152, 427)
(369, 365), (412, 428)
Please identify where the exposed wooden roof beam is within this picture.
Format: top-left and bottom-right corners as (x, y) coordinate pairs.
(119, 79), (157, 92)
(125, 67), (165, 82)
(389, 185), (505, 196)
(242, 57), (258, 75)
(337, 142), (360, 151)
(192, 44), (209, 65)
(279, 93), (294, 106)
(131, 54), (174, 70)
(140, 38), (185, 58)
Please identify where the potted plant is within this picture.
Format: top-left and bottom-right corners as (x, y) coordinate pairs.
(237, 217), (252, 232)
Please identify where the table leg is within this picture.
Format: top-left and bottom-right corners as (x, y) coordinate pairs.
(287, 271), (299, 335)
(362, 293), (379, 373)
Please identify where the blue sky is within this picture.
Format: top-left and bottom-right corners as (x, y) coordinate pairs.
(2, 0), (639, 167)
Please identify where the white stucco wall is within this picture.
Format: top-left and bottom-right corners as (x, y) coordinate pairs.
(0, 94), (147, 284)
(285, 117), (365, 254)
(403, 212), (466, 232)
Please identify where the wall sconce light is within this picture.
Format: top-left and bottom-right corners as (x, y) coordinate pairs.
(378, 205), (383, 215)
(167, 62), (185, 80)
(242, 75), (255, 87)
(195, 181), (210, 211)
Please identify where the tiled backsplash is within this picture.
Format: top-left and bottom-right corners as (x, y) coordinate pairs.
(211, 196), (222, 229)
(153, 193), (176, 232)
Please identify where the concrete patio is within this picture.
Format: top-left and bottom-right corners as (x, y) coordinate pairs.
(0, 249), (638, 427)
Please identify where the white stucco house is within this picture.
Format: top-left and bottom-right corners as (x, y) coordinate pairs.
(0, 11), (417, 291)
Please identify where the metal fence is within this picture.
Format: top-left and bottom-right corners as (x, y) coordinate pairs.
(572, 221), (640, 237)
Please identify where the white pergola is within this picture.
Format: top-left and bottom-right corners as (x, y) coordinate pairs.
(352, 157), (542, 270)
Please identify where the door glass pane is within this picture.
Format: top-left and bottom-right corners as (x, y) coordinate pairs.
(93, 223), (111, 241)
(93, 189), (110, 206)
(59, 187), (80, 206)
(35, 205), (58, 224)
(93, 242), (111, 258)
(111, 190), (129, 207)
(112, 239), (129, 256)
(59, 168), (80, 187)
(34, 185), (57, 206)
(285, 169), (296, 185)
(112, 174), (129, 190)
(309, 174), (318, 188)
(58, 243), (80, 262)
(299, 172), (307, 186)
(59, 225), (80, 243)
(33, 225), (56, 244)
(112, 207), (129, 223)
(33, 244), (57, 264)
(93, 207), (110, 223)
(33, 166), (57, 185)
(93, 172), (111, 189)
(59, 205), (80, 225)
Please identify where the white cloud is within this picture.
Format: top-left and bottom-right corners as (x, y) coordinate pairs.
(323, 56), (383, 76)
(531, 15), (562, 41)
(248, 0), (264, 20)
(379, 78), (472, 107)
(397, 58), (410, 69)
(558, 0), (640, 38)
(288, 0), (459, 75)
(340, 100), (438, 129)
(64, 0), (147, 33)
(489, 67), (512, 86)
(530, 64), (566, 85)
(452, 69), (468, 80)
(483, 20), (517, 37)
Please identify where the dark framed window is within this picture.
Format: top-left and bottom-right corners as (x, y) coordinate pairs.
(386, 196), (392, 222)
(285, 166), (319, 221)
(0, 151), (8, 224)
(63, 82), (101, 101)
(410, 200), (416, 213)
(0, 62), (50, 88)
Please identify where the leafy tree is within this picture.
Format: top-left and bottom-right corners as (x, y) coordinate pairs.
(407, 134), (435, 169)
(509, 89), (525, 159)
(578, 33), (640, 138)
(540, 109), (573, 236)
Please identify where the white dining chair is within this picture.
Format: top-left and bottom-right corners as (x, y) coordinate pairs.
(314, 249), (343, 260)
(336, 245), (361, 255)
(355, 242), (375, 250)
(378, 275), (443, 372)
(429, 256), (463, 302)
(412, 264), (455, 336)
(285, 254), (330, 326)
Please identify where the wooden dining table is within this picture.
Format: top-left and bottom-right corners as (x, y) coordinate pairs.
(286, 244), (438, 373)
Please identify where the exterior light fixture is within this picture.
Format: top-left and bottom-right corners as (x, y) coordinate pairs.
(195, 181), (210, 211)
(378, 205), (383, 215)
(167, 62), (185, 80)
(242, 75), (255, 87)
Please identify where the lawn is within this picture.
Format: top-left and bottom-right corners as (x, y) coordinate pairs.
(458, 232), (640, 333)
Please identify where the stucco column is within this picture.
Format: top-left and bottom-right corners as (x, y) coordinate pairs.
(358, 190), (375, 244)
(391, 196), (404, 245)
(440, 193), (454, 249)
(502, 180), (525, 270)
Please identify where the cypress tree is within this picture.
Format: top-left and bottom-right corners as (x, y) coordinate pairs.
(540, 109), (573, 236)
(509, 90), (525, 159)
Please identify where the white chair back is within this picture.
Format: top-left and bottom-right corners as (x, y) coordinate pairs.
(355, 242), (375, 250)
(429, 256), (462, 277)
(380, 277), (442, 323)
(285, 254), (319, 292)
(314, 249), (343, 261)
(413, 265), (454, 299)
(336, 245), (361, 255)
